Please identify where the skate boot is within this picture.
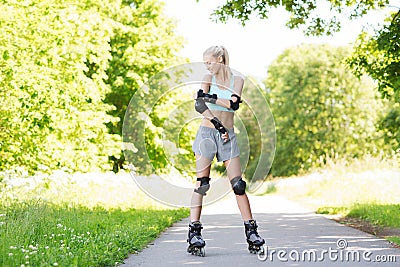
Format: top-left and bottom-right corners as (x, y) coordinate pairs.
(187, 221), (206, 257)
(244, 220), (265, 255)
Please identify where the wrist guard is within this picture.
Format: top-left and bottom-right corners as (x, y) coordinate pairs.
(210, 117), (227, 134)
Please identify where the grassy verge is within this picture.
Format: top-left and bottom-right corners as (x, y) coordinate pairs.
(387, 237), (400, 246)
(316, 204), (400, 246)
(0, 202), (188, 266)
(259, 156), (400, 245)
(318, 203), (400, 228)
(0, 171), (190, 266)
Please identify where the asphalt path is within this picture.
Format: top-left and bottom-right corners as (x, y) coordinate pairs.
(122, 195), (400, 266)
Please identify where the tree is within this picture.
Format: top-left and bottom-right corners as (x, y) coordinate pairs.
(101, 0), (185, 172)
(0, 0), (119, 173)
(0, 0), (183, 174)
(347, 11), (400, 152)
(266, 44), (383, 176)
(347, 11), (400, 101)
(104, 0), (185, 136)
(235, 77), (275, 185)
(201, 0), (389, 35)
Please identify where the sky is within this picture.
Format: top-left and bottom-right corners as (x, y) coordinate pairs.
(162, 0), (398, 79)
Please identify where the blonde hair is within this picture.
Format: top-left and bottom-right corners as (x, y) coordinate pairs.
(203, 45), (232, 82)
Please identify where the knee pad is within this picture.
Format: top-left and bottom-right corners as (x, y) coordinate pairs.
(194, 177), (210, 196)
(230, 176), (246, 195)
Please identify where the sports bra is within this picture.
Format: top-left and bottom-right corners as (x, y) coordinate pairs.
(206, 75), (234, 112)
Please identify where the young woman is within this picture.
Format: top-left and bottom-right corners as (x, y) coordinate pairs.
(187, 45), (265, 256)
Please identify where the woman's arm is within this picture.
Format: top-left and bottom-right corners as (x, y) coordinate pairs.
(194, 74), (229, 141)
(201, 74), (212, 93)
(213, 76), (244, 109)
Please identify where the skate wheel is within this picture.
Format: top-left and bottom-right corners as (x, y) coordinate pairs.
(257, 246), (265, 256)
(199, 247), (205, 257)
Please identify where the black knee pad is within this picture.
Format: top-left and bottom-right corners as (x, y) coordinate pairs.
(230, 176), (246, 195)
(194, 177), (210, 196)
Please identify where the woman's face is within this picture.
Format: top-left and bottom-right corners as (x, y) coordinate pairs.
(203, 54), (221, 75)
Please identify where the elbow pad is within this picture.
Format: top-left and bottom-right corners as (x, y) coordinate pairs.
(195, 97), (208, 114)
(230, 94), (242, 111)
(197, 89), (217, 104)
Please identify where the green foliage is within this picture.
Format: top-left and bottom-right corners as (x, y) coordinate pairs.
(266, 44), (383, 176)
(378, 103), (400, 151)
(0, 202), (188, 266)
(104, 0), (185, 136)
(236, 77), (275, 182)
(347, 11), (400, 151)
(201, 0), (389, 35)
(0, 0), (183, 174)
(123, 71), (196, 176)
(0, 0), (119, 173)
(103, 0), (185, 173)
(348, 11), (400, 101)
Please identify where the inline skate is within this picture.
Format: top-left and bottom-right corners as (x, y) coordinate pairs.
(244, 220), (265, 255)
(187, 221), (206, 257)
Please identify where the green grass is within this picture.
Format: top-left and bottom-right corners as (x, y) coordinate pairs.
(0, 171), (190, 266)
(316, 204), (400, 245)
(347, 204), (400, 228)
(0, 202), (189, 266)
(387, 236), (400, 246)
(317, 204), (400, 228)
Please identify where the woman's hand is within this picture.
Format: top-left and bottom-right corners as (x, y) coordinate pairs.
(221, 131), (229, 142)
(210, 117), (229, 142)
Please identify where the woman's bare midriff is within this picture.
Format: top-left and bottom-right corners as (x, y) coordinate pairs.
(201, 110), (234, 129)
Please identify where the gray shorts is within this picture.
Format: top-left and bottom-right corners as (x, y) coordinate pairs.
(192, 126), (240, 162)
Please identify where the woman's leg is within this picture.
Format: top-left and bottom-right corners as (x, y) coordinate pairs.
(224, 156), (253, 221)
(225, 156), (265, 251)
(190, 154), (212, 222)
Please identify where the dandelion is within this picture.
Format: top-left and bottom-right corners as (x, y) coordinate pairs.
(8, 253), (13, 256)
(53, 262), (58, 266)
(25, 255), (29, 259)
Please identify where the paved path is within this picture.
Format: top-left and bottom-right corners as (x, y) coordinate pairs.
(122, 195), (399, 266)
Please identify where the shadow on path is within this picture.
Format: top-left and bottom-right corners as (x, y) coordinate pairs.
(122, 195), (399, 266)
